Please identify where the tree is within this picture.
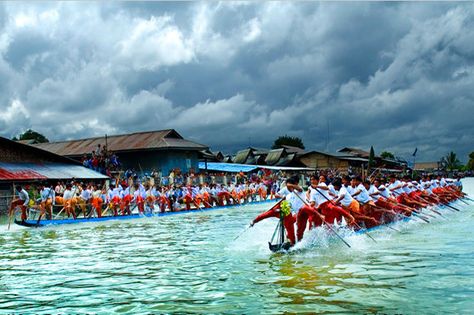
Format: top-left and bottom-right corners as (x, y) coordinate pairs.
(380, 151), (395, 160)
(466, 152), (474, 171)
(14, 129), (49, 143)
(368, 146), (375, 171)
(440, 151), (461, 171)
(272, 135), (305, 149)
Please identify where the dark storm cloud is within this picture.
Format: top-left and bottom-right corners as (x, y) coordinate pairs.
(4, 31), (52, 70)
(0, 2), (473, 162)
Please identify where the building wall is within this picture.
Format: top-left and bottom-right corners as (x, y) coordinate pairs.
(118, 150), (200, 175)
(414, 162), (439, 171)
(0, 145), (62, 163)
(0, 183), (13, 215)
(300, 153), (349, 170)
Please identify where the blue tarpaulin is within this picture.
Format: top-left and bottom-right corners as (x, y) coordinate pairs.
(198, 162), (258, 173)
(198, 162), (315, 173)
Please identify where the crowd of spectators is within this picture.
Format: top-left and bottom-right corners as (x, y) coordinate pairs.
(81, 144), (120, 176)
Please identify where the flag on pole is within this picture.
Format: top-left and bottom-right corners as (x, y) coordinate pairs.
(412, 148), (418, 157)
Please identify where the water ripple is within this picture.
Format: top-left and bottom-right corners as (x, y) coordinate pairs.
(1, 180), (474, 313)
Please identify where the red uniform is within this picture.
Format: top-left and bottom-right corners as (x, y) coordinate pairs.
(253, 200), (296, 245)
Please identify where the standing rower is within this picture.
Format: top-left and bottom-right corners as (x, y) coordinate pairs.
(10, 185), (30, 222)
(38, 183), (55, 220)
(250, 178), (296, 245)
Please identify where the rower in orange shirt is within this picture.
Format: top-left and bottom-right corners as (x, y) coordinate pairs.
(91, 185), (104, 217)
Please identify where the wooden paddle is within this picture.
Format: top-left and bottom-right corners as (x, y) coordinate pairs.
(54, 206), (66, 219)
(7, 183), (16, 230)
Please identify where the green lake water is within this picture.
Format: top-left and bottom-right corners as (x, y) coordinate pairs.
(1, 179), (474, 314)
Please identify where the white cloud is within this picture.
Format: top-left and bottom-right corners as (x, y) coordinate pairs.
(243, 18), (261, 43)
(0, 99), (29, 121)
(173, 94), (254, 129)
(0, 99), (31, 137)
(118, 16), (194, 70)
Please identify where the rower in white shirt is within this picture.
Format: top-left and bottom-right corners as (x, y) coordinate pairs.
(10, 185), (30, 222)
(62, 184), (77, 219)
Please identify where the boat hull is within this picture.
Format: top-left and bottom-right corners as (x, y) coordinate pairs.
(14, 199), (275, 228)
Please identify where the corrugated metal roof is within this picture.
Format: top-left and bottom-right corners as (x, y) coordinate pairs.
(0, 162), (108, 181)
(338, 147), (370, 158)
(32, 129), (208, 157)
(248, 147), (270, 155)
(276, 153), (297, 166)
(281, 145), (306, 155)
(1, 136), (80, 165)
(233, 149), (253, 164)
(17, 139), (38, 145)
(265, 148), (285, 165)
(301, 150), (364, 159)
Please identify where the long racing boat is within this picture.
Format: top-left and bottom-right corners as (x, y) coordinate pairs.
(14, 199), (275, 228)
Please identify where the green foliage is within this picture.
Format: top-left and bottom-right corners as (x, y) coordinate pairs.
(466, 151), (474, 171)
(272, 135), (305, 149)
(380, 151), (395, 159)
(440, 151), (462, 171)
(14, 129), (49, 143)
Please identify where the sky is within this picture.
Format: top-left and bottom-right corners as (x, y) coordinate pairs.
(0, 2), (473, 162)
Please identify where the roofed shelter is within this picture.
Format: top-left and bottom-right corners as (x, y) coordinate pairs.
(264, 148), (303, 166)
(33, 129), (208, 176)
(299, 151), (350, 170)
(338, 147), (370, 158)
(0, 136), (107, 214)
(414, 162), (440, 171)
(0, 136), (106, 181)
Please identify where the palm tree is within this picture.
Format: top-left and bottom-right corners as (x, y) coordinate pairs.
(440, 151), (461, 171)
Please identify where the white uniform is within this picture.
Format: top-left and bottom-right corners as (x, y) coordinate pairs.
(309, 184), (331, 207)
(346, 185), (355, 195)
(440, 178), (447, 187)
(121, 187), (131, 198)
(388, 180), (404, 195)
(80, 189), (91, 202)
(277, 186), (290, 197)
(378, 185), (391, 199)
(337, 186), (354, 207)
(402, 182), (412, 194)
(286, 190), (306, 214)
(368, 185), (380, 202)
(63, 189), (74, 201)
(328, 184), (337, 197)
(40, 187), (55, 203)
(354, 183), (371, 204)
(18, 189), (30, 206)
